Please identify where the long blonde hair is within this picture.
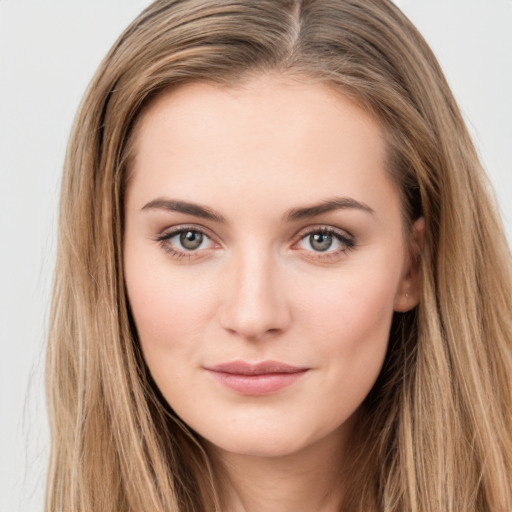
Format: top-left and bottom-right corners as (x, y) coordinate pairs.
(46, 1), (512, 510)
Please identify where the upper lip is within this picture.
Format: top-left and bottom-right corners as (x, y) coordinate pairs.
(205, 360), (308, 375)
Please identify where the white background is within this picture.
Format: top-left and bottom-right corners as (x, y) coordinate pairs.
(0, 1), (511, 511)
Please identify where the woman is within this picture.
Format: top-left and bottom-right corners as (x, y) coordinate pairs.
(46, 0), (512, 510)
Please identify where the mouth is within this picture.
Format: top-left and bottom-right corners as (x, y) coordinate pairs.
(204, 360), (309, 395)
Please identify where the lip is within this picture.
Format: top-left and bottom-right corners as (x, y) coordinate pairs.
(204, 360), (309, 396)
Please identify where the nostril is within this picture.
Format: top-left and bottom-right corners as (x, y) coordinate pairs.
(217, 255), (292, 340)
(220, 303), (290, 342)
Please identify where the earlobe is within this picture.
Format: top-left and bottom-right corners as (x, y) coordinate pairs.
(394, 217), (425, 312)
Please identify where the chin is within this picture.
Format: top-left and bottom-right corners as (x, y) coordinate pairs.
(207, 433), (309, 458)
(198, 417), (340, 460)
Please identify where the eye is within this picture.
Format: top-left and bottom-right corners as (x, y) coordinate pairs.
(306, 232), (336, 252)
(294, 227), (355, 258)
(155, 226), (218, 259)
(177, 230), (206, 250)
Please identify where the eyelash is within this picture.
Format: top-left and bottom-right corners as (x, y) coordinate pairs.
(155, 225), (216, 261)
(155, 225), (356, 261)
(293, 226), (355, 261)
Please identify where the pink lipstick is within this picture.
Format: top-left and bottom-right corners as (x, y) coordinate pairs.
(205, 360), (309, 395)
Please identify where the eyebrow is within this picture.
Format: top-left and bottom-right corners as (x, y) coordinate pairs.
(141, 196), (374, 223)
(141, 198), (227, 223)
(285, 197), (374, 221)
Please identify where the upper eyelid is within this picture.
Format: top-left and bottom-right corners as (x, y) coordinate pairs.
(293, 224), (355, 242)
(156, 224), (218, 242)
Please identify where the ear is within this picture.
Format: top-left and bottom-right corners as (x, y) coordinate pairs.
(394, 217), (424, 312)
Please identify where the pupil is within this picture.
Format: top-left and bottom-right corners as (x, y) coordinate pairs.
(310, 233), (332, 252)
(180, 231), (203, 250)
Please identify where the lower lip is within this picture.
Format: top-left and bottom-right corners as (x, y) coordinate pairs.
(207, 370), (308, 396)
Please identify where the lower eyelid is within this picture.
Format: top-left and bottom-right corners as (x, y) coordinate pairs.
(157, 239), (211, 261)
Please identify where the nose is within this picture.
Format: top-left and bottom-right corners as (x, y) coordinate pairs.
(219, 248), (291, 341)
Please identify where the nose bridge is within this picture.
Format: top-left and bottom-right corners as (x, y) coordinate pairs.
(220, 242), (290, 340)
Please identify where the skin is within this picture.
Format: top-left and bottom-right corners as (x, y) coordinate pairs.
(124, 76), (422, 512)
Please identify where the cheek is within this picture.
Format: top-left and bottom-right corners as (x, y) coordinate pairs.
(125, 270), (219, 415)
(124, 242), (218, 370)
(296, 261), (400, 391)
(299, 261), (399, 341)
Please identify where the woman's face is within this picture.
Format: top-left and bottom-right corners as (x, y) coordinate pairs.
(124, 77), (421, 458)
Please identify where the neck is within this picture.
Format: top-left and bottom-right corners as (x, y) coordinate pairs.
(206, 424), (354, 512)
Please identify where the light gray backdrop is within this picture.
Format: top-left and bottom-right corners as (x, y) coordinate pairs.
(1, 1), (511, 511)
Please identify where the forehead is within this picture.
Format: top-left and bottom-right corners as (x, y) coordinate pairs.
(127, 77), (400, 225)
(134, 77), (382, 153)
